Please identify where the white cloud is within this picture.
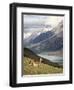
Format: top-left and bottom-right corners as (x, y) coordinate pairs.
(23, 15), (64, 34)
(24, 33), (32, 39)
(45, 16), (64, 27)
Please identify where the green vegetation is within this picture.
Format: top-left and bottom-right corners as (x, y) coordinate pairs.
(23, 57), (63, 75)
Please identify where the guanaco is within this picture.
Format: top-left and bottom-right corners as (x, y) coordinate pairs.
(29, 58), (43, 67)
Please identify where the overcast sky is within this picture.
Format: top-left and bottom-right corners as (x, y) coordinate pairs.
(23, 14), (64, 39)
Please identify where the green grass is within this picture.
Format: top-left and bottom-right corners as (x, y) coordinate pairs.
(23, 57), (63, 75)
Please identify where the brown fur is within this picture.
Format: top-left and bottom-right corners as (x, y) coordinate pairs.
(29, 58), (43, 67)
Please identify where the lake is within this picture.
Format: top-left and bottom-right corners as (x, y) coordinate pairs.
(37, 52), (63, 65)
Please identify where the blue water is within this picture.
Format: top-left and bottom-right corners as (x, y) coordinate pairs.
(37, 52), (63, 65)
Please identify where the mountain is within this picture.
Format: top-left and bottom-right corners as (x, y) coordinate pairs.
(24, 32), (42, 46)
(30, 31), (54, 44)
(24, 21), (63, 53)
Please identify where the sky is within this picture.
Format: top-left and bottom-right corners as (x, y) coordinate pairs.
(23, 14), (64, 39)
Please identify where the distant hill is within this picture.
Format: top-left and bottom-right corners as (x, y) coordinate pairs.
(24, 47), (40, 61)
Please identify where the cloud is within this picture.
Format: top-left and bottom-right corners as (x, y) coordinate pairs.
(23, 14), (64, 33)
(23, 15), (47, 25)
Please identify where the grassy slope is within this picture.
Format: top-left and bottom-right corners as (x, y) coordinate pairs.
(23, 57), (63, 75)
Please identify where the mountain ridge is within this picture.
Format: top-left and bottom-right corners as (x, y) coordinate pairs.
(24, 21), (63, 53)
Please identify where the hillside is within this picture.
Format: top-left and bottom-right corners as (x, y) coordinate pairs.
(24, 48), (63, 67)
(23, 57), (63, 75)
(23, 48), (63, 75)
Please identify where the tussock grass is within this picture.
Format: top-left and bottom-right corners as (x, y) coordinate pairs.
(23, 57), (63, 75)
